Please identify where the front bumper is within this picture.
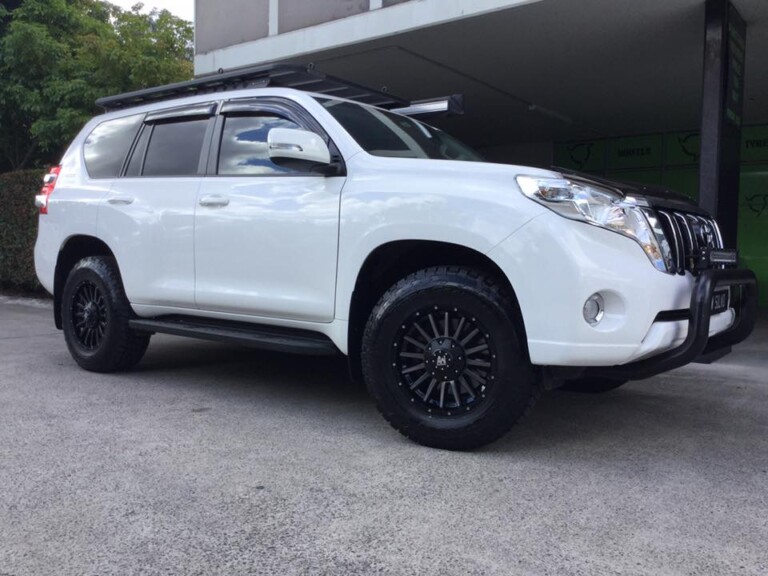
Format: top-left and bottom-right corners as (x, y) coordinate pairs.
(490, 211), (758, 372)
(559, 268), (758, 381)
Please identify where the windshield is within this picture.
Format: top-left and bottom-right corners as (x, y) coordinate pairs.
(316, 97), (484, 162)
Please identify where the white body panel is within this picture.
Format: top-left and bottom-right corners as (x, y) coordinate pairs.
(34, 127), (109, 295)
(99, 177), (199, 308)
(34, 87), (735, 369)
(194, 175), (344, 321)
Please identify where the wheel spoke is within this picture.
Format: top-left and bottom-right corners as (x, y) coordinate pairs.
(459, 376), (476, 399)
(401, 363), (425, 375)
(453, 317), (466, 339)
(465, 343), (488, 356)
(465, 368), (487, 385)
(413, 322), (432, 343)
(428, 314), (440, 338)
(443, 311), (449, 337)
(450, 381), (461, 407)
(439, 381), (446, 408)
(467, 359), (491, 368)
(423, 379), (438, 403)
(409, 371), (431, 391)
(460, 328), (479, 346)
(404, 336), (426, 350)
(399, 352), (423, 359)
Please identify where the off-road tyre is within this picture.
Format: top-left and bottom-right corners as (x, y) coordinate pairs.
(361, 266), (539, 450)
(61, 256), (150, 373)
(558, 377), (628, 393)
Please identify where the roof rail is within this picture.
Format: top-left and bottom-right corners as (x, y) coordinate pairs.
(96, 63), (410, 112)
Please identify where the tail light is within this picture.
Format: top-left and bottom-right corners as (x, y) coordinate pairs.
(35, 165), (61, 215)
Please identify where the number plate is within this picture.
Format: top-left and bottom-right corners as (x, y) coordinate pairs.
(711, 289), (730, 314)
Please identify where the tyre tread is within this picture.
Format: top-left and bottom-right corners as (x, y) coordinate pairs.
(63, 256), (149, 373)
(361, 266), (539, 450)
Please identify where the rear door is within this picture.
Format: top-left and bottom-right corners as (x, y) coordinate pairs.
(97, 103), (216, 308)
(194, 98), (344, 322)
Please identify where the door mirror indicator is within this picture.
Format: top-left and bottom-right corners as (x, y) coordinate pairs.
(268, 128), (331, 166)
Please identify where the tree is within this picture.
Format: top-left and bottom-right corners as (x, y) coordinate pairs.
(0, 0), (193, 172)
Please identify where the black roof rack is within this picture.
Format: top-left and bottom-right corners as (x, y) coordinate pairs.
(96, 63), (410, 112)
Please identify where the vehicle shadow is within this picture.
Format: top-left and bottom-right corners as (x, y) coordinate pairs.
(130, 334), (765, 457)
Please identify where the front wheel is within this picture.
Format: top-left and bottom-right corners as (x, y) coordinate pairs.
(361, 266), (539, 450)
(61, 256), (150, 373)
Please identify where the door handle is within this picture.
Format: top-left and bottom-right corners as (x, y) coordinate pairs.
(107, 195), (135, 205)
(199, 195), (230, 208)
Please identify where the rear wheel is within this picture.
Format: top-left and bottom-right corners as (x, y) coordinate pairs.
(62, 256), (150, 372)
(558, 377), (628, 393)
(361, 266), (539, 450)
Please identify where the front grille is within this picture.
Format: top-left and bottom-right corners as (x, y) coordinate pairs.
(654, 209), (724, 275)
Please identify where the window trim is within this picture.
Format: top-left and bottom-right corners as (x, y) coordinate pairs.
(144, 103), (217, 124)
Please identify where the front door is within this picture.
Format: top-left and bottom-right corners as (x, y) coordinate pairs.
(194, 104), (344, 322)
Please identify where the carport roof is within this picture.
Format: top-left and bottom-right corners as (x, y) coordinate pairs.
(267, 0), (768, 148)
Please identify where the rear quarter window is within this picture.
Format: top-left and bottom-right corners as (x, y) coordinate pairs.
(83, 114), (144, 179)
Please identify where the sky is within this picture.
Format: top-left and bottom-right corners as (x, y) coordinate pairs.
(106, 0), (194, 23)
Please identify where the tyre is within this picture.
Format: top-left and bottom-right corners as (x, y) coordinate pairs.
(558, 377), (628, 393)
(361, 266), (539, 450)
(61, 256), (150, 373)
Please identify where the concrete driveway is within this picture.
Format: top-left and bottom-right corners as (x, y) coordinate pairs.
(1, 297), (766, 576)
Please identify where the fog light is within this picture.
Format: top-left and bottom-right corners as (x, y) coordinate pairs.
(583, 293), (605, 326)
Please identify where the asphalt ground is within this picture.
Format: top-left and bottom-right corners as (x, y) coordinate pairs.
(1, 296), (766, 576)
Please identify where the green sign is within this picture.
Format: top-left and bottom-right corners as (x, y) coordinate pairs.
(553, 140), (605, 172)
(607, 135), (662, 170)
(738, 166), (768, 307)
(741, 126), (768, 163)
(662, 168), (698, 201)
(665, 132), (700, 166)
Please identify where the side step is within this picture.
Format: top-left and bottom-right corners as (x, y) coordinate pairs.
(129, 316), (339, 356)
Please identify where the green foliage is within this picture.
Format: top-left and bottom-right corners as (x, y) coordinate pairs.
(0, 170), (44, 291)
(0, 0), (193, 172)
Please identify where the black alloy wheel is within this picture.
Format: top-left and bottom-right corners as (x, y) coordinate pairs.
(71, 280), (108, 350)
(362, 266), (539, 450)
(392, 306), (495, 416)
(62, 256), (150, 372)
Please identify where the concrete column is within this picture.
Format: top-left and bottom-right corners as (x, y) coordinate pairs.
(269, 0), (279, 36)
(699, 0), (747, 248)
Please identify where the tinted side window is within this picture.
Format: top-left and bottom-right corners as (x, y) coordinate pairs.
(83, 114), (143, 179)
(218, 115), (302, 176)
(142, 119), (209, 177)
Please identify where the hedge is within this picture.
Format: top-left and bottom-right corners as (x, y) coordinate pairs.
(0, 170), (45, 292)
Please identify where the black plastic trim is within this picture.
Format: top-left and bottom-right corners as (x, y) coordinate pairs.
(654, 309), (690, 322)
(129, 316), (339, 356)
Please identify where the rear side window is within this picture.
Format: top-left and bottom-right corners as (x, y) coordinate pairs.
(142, 119), (209, 177)
(83, 114), (144, 179)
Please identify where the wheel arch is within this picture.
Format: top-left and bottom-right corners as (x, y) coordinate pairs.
(346, 240), (528, 382)
(53, 235), (116, 329)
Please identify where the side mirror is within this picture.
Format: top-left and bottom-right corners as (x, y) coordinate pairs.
(268, 128), (331, 166)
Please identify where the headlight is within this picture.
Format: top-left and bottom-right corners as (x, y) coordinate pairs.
(516, 176), (670, 272)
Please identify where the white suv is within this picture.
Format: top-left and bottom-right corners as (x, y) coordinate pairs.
(34, 68), (757, 449)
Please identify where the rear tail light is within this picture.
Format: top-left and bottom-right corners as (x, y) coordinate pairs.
(35, 165), (61, 215)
